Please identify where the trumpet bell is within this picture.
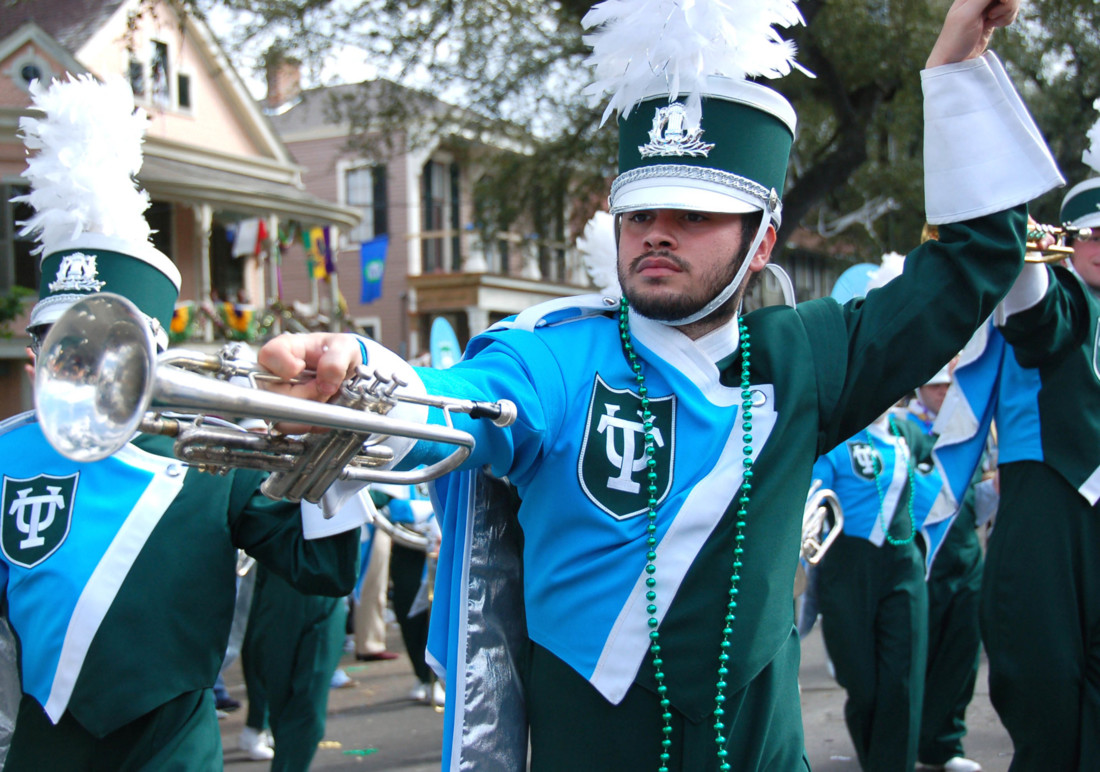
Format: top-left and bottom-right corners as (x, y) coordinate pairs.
(35, 293), (155, 462)
(35, 293), (516, 501)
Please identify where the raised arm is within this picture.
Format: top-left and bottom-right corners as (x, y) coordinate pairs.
(926, 0), (1020, 68)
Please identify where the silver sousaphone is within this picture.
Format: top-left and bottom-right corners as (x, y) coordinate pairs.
(35, 293), (516, 504)
(793, 479), (845, 597)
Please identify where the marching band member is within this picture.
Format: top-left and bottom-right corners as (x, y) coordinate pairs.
(0, 76), (363, 770)
(263, 0), (1059, 768)
(808, 260), (949, 772)
(261, 0), (1061, 768)
(973, 173), (1100, 770)
(237, 495), (375, 771)
(812, 406), (939, 772)
(906, 365), (988, 772)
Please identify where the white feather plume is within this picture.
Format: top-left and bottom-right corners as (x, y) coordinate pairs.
(582, 0), (808, 126)
(865, 252), (905, 293)
(14, 74), (152, 255)
(1084, 98), (1100, 173)
(578, 210), (620, 296)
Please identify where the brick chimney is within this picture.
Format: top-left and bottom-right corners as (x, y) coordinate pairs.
(265, 54), (301, 111)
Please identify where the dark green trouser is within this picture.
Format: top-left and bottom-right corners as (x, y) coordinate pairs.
(525, 631), (809, 771)
(5, 689), (221, 771)
(243, 567), (347, 772)
(919, 512), (982, 765)
(981, 462), (1100, 772)
(390, 543), (432, 684)
(818, 533), (928, 772)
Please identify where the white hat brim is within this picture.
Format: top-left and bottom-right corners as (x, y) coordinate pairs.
(610, 178), (764, 216)
(1068, 211), (1100, 230)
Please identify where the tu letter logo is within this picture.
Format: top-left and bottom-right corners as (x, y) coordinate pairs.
(848, 442), (883, 481)
(578, 374), (675, 520)
(2, 473), (77, 568)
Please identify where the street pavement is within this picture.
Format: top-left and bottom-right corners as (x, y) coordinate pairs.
(220, 624), (1014, 771)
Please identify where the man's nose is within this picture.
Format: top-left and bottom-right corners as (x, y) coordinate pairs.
(644, 213), (678, 250)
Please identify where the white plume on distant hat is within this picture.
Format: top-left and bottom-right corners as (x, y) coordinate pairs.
(14, 74), (152, 255)
(578, 210), (619, 296)
(865, 252), (905, 293)
(1063, 99), (1100, 232)
(1083, 98), (1100, 173)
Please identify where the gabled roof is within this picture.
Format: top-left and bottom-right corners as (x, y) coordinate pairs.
(268, 79), (446, 138)
(270, 78), (532, 157)
(0, 0), (359, 228)
(0, 0), (127, 52)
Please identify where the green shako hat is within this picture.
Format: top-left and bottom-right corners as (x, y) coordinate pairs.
(612, 76), (796, 223)
(14, 74), (179, 348)
(32, 233), (180, 336)
(1060, 177), (1100, 231)
(583, 0), (804, 225)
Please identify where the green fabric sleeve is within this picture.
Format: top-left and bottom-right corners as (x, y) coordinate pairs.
(808, 207), (1026, 453)
(1000, 265), (1092, 369)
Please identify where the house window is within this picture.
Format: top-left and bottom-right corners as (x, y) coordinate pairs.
(0, 184), (38, 293)
(10, 52), (53, 92)
(422, 160), (460, 272)
(539, 245), (566, 284)
(150, 41), (170, 108)
(345, 165), (387, 243)
(177, 73), (191, 109)
(354, 317), (380, 340)
(128, 56), (145, 99)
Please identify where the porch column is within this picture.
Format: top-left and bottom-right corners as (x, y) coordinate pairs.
(266, 214), (281, 335)
(329, 226), (341, 332)
(195, 204), (213, 342)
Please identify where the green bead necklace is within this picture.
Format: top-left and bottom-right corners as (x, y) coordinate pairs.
(863, 414), (916, 546)
(617, 297), (755, 772)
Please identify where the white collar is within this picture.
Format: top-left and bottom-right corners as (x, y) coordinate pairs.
(627, 309), (742, 407)
(692, 314), (741, 365)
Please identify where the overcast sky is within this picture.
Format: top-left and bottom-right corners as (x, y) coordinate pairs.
(204, 5), (384, 101)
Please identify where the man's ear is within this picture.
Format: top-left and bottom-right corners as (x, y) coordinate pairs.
(747, 225), (777, 273)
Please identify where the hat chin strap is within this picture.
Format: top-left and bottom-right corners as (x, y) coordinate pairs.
(663, 208), (772, 327)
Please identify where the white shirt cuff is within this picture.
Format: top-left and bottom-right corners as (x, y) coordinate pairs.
(995, 262), (1050, 324)
(357, 336), (429, 470)
(302, 484), (374, 539)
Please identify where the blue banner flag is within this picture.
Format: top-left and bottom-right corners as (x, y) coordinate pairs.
(360, 235), (389, 303)
(931, 321), (1006, 511)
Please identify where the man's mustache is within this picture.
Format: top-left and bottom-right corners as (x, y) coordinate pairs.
(630, 250), (688, 272)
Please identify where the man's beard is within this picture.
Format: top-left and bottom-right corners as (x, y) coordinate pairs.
(620, 249), (745, 322)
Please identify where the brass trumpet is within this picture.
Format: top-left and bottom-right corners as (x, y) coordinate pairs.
(35, 293), (517, 504)
(928, 221), (1089, 263)
(801, 480), (844, 566)
(1025, 223), (1092, 263)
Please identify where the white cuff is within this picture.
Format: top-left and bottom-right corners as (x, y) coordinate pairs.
(994, 262), (1049, 325)
(302, 485), (373, 539)
(358, 336), (429, 470)
(922, 52), (1063, 224)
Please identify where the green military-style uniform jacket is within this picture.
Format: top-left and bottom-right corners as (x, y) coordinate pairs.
(420, 209), (1026, 771)
(981, 265), (1100, 771)
(0, 421), (360, 770)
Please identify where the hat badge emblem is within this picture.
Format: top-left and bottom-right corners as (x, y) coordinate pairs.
(639, 102), (715, 158)
(48, 253), (105, 293)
